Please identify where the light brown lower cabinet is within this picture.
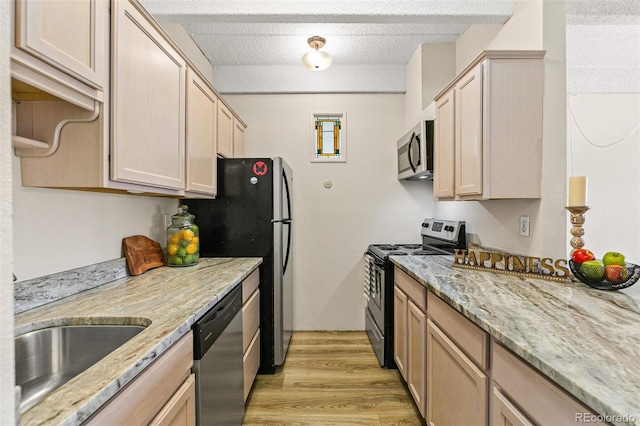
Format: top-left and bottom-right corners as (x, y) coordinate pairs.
(85, 332), (194, 425)
(491, 387), (534, 426)
(149, 374), (196, 426)
(242, 268), (261, 400)
(426, 319), (488, 426)
(393, 285), (408, 380)
(394, 267), (428, 416)
(492, 343), (609, 426)
(407, 300), (427, 416)
(395, 266), (487, 422)
(393, 266), (611, 426)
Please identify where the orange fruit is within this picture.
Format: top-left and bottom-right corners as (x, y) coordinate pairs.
(180, 229), (194, 241)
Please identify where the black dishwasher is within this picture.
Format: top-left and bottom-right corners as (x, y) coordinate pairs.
(192, 285), (244, 425)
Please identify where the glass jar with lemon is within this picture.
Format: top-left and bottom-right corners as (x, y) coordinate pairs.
(166, 205), (200, 266)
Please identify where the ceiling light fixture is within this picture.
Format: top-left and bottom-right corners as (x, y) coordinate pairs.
(302, 36), (332, 71)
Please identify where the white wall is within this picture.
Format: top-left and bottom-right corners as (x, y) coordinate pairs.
(567, 94), (640, 260)
(456, 0), (543, 70)
(566, 0), (639, 94)
(160, 23), (214, 85)
(405, 44), (456, 129)
(431, 0), (570, 260)
(12, 157), (178, 280)
(1, 0), (16, 421)
(10, 20), (208, 282)
(566, 1), (640, 262)
(225, 93), (432, 330)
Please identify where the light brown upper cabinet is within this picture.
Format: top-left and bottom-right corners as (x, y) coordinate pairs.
(15, 0), (246, 197)
(11, 0), (107, 108)
(186, 67), (218, 197)
(233, 117), (247, 158)
(433, 50), (545, 201)
(17, 0), (187, 196)
(14, 0), (107, 91)
(433, 89), (455, 198)
(217, 101), (234, 158)
(111, 0), (186, 190)
(218, 102), (247, 158)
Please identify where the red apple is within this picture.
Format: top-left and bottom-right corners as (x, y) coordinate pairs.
(571, 249), (596, 264)
(604, 264), (629, 284)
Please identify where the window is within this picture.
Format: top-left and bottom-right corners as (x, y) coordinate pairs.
(311, 113), (346, 162)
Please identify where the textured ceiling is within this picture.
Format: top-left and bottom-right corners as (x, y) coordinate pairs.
(143, 0), (513, 93)
(566, 0), (640, 93)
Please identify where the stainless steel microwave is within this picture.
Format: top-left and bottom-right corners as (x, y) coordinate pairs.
(397, 120), (434, 180)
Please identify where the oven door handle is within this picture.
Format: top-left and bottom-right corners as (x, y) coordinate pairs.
(365, 253), (385, 267)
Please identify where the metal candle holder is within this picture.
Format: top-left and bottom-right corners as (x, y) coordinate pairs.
(565, 206), (590, 253)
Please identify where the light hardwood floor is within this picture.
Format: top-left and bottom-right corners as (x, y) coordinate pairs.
(244, 331), (424, 425)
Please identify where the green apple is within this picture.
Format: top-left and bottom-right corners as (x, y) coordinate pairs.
(602, 251), (626, 266)
(580, 260), (605, 281)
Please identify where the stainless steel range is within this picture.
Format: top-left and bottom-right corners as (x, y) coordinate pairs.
(364, 218), (466, 368)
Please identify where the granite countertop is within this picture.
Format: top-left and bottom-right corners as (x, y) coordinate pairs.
(391, 255), (640, 426)
(14, 257), (262, 426)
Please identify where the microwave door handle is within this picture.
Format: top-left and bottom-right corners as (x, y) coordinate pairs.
(415, 134), (421, 167)
(408, 133), (417, 172)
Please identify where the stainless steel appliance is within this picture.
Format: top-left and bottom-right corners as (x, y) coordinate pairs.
(192, 285), (244, 425)
(15, 325), (145, 413)
(397, 120), (434, 181)
(364, 218), (466, 368)
(184, 157), (293, 374)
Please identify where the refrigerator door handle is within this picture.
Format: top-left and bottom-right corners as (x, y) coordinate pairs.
(283, 167), (292, 221)
(283, 221), (292, 275)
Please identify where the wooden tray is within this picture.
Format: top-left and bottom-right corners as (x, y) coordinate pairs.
(122, 235), (165, 276)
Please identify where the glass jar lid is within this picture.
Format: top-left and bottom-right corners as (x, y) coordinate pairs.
(171, 205), (195, 227)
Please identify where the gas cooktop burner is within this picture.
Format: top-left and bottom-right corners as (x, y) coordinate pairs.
(376, 245), (401, 251)
(401, 244), (422, 249)
(368, 218), (466, 259)
(369, 244), (445, 258)
(412, 249), (447, 255)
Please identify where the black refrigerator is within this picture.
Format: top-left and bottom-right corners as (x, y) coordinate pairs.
(183, 157), (293, 374)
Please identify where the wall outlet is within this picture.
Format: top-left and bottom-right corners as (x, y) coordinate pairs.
(519, 216), (530, 237)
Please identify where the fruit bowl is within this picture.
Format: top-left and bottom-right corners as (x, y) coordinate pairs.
(569, 260), (640, 290)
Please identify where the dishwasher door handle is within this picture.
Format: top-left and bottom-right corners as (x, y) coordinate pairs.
(193, 285), (242, 359)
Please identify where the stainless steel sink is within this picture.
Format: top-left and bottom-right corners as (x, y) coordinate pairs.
(15, 324), (146, 413)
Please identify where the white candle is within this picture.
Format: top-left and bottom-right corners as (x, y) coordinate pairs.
(568, 176), (587, 206)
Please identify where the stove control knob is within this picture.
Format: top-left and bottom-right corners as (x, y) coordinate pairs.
(445, 225), (454, 232)
(422, 223), (429, 228)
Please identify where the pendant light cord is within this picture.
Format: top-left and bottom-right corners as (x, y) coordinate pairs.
(567, 93), (640, 175)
